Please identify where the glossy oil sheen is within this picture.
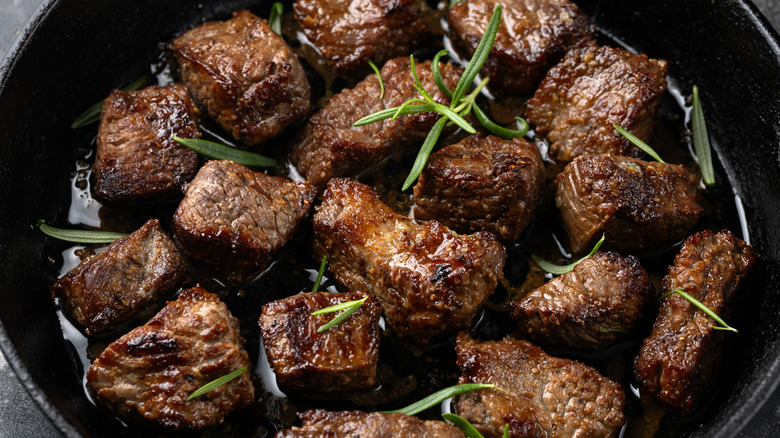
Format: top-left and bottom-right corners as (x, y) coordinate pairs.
(0, 1), (779, 437)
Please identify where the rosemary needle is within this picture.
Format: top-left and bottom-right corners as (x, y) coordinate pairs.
(532, 234), (605, 275)
(187, 367), (248, 400)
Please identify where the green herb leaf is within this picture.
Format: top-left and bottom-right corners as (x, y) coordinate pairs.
(71, 76), (149, 129)
(368, 61), (385, 99)
(503, 424), (510, 438)
(380, 383), (497, 416)
(312, 255), (327, 293)
(613, 125), (665, 163)
(174, 137), (279, 167)
(353, 104), (434, 126)
(432, 50), (454, 98)
(451, 5), (501, 106)
(186, 367), (248, 400)
(691, 85), (715, 187)
(402, 117), (447, 191)
(658, 288), (737, 333)
(473, 105), (528, 139)
(312, 296), (368, 333)
(434, 103), (476, 134)
(268, 2), (283, 35)
(441, 413), (484, 438)
(532, 234), (605, 275)
(37, 220), (127, 244)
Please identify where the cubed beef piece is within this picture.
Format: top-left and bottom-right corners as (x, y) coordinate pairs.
(453, 333), (626, 438)
(172, 160), (317, 284)
(413, 134), (544, 245)
(294, 0), (431, 75)
(313, 178), (505, 346)
(94, 83), (200, 202)
(86, 287), (255, 430)
(447, 0), (594, 96)
(259, 291), (381, 393)
(634, 229), (757, 414)
(290, 57), (462, 186)
(169, 9), (310, 145)
(526, 42), (669, 162)
(51, 219), (185, 337)
(276, 409), (466, 437)
(554, 155), (703, 255)
(511, 251), (654, 350)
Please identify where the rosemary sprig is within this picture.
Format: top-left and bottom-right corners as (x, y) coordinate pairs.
(613, 125), (666, 163)
(268, 2), (283, 35)
(312, 296), (368, 333)
(380, 383), (497, 416)
(186, 367), (248, 400)
(691, 85), (715, 187)
(658, 288), (737, 333)
(353, 5), (528, 191)
(532, 234), (605, 275)
(311, 255), (327, 293)
(368, 61), (385, 99)
(441, 413), (484, 437)
(37, 220), (127, 244)
(174, 137), (279, 167)
(71, 76), (149, 129)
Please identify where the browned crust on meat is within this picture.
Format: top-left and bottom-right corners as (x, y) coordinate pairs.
(554, 155), (703, 254)
(95, 83), (201, 202)
(275, 409), (466, 437)
(290, 58), (462, 186)
(259, 291), (381, 393)
(453, 333), (626, 438)
(86, 287), (255, 430)
(634, 229), (758, 414)
(51, 219), (185, 336)
(170, 10), (310, 145)
(526, 41), (668, 162)
(413, 134), (544, 245)
(511, 251), (654, 350)
(313, 178), (506, 346)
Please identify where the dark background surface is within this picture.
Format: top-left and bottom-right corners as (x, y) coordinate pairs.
(1, 0), (779, 436)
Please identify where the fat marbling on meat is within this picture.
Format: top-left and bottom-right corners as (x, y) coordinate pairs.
(313, 178), (506, 346)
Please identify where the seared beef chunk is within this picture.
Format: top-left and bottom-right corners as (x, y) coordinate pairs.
(86, 287), (255, 430)
(173, 160), (316, 284)
(526, 42), (668, 162)
(634, 229), (757, 414)
(294, 0), (430, 75)
(51, 219), (185, 337)
(170, 10), (310, 145)
(94, 83), (200, 202)
(555, 155), (703, 254)
(511, 251), (654, 350)
(276, 409), (465, 437)
(290, 57), (462, 186)
(413, 134), (544, 245)
(259, 292), (381, 393)
(453, 333), (625, 438)
(313, 178), (505, 346)
(447, 0), (594, 96)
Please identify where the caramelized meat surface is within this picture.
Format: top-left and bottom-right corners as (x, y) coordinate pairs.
(259, 291), (381, 393)
(95, 83), (200, 201)
(313, 178), (505, 346)
(51, 219), (185, 337)
(453, 334), (626, 438)
(413, 134), (544, 245)
(290, 57), (462, 186)
(634, 229), (757, 414)
(447, 0), (594, 96)
(276, 409), (465, 437)
(526, 42), (668, 162)
(555, 155), (703, 254)
(86, 287), (255, 430)
(173, 160), (316, 284)
(511, 251), (654, 350)
(294, 0), (430, 75)
(170, 9), (310, 145)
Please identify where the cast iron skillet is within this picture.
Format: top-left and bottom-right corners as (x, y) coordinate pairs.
(1, 0), (779, 436)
